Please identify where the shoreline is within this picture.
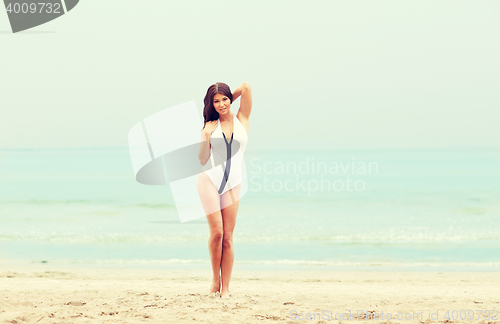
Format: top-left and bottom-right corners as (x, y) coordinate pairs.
(2, 258), (500, 273)
(1, 265), (499, 323)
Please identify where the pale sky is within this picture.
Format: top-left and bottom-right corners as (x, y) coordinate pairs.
(1, 0), (499, 150)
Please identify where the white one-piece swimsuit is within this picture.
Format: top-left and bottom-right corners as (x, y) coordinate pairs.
(202, 113), (248, 195)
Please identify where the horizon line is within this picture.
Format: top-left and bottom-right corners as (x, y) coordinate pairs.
(0, 145), (499, 152)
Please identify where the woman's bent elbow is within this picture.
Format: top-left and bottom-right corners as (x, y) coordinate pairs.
(199, 156), (208, 165)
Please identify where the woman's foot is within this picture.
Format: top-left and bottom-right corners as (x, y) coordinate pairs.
(209, 279), (220, 294)
(220, 289), (230, 299)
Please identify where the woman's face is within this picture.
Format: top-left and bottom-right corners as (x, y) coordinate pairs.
(213, 93), (231, 115)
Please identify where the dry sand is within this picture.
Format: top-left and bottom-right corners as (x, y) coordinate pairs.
(1, 265), (499, 323)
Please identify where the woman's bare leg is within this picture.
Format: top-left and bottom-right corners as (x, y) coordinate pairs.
(219, 184), (241, 298)
(197, 173), (223, 294)
(206, 211), (223, 293)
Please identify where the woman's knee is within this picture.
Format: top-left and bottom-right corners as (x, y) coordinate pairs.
(210, 229), (223, 242)
(222, 233), (233, 249)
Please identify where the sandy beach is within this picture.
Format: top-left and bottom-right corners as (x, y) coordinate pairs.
(0, 265), (499, 324)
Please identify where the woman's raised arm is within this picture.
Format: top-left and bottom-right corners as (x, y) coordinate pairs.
(233, 82), (252, 120)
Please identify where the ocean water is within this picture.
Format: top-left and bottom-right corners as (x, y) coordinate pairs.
(0, 147), (499, 271)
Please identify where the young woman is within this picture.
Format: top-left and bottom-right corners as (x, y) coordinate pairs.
(197, 82), (252, 298)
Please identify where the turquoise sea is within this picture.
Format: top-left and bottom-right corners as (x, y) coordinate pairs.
(0, 147), (499, 271)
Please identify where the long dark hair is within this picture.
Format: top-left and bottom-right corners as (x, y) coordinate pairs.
(202, 82), (233, 128)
